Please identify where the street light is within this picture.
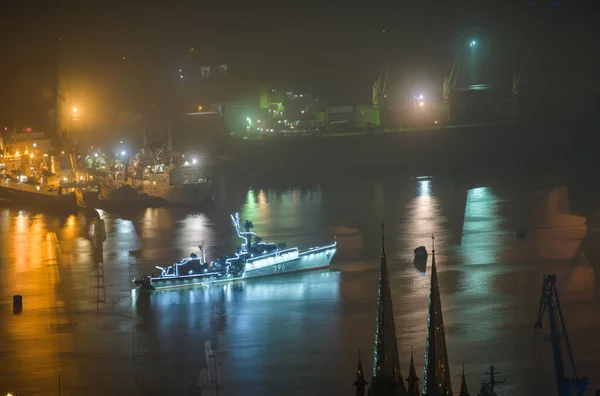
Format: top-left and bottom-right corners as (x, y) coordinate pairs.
(413, 94), (426, 108)
(469, 40), (477, 48)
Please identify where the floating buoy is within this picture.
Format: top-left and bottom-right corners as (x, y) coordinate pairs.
(13, 295), (23, 315)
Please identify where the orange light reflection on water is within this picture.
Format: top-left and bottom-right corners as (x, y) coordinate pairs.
(1, 210), (83, 391)
(404, 179), (445, 297)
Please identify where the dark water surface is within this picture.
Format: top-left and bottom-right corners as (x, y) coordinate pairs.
(1, 174), (599, 395)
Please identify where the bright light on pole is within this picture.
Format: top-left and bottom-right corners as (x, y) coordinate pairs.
(121, 150), (126, 156)
(72, 107), (78, 113)
(469, 40), (477, 48)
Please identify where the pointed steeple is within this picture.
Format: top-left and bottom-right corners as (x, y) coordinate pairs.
(354, 349), (369, 396)
(423, 234), (453, 396)
(459, 364), (470, 396)
(406, 346), (421, 396)
(369, 223), (408, 396)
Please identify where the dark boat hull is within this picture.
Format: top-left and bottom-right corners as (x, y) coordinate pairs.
(83, 192), (166, 211)
(0, 184), (79, 212)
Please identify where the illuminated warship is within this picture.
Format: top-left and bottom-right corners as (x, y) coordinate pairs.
(133, 213), (337, 290)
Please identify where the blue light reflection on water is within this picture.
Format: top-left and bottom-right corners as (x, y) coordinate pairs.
(142, 270), (342, 395)
(0, 176), (599, 395)
(458, 187), (505, 295)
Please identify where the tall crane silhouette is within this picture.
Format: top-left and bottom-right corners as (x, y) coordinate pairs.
(534, 274), (589, 396)
(442, 50), (461, 104)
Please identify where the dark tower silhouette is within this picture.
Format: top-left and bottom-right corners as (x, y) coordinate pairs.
(354, 349), (369, 396)
(422, 235), (453, 396)
(459, 364), (470, 396)
(406, 346), (421, 396)
(368, 223), (408, 396)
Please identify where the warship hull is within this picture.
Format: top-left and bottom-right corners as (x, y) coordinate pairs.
(242, 244), (336, 278)
(133, 212), (337, 291)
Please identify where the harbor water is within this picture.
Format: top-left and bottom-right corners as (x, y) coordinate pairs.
(0, 173), (599, 395)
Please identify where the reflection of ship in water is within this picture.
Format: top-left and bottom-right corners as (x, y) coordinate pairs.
(477, 365), (506, 396)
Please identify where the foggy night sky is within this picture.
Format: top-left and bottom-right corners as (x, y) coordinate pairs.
(0, 0), (598, 131)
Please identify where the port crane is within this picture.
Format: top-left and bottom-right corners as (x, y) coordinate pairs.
(534, 274), (589, 396)
(372, 62), (389, 108)
(442, 50), (461, 104)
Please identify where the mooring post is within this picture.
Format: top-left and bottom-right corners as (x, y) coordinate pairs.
(13, 295), (22, 315)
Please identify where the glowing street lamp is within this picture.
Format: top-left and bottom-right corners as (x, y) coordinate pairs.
(469, 40), (477, 48)
(413, 94), (426, 108)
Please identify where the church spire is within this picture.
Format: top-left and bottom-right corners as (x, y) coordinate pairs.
(406, 346), (421, 396)
(369, 223), (408, 396)
(423, 234), (453, 396)
(354, 350), (368, 396)
(459, 364), (470, 396)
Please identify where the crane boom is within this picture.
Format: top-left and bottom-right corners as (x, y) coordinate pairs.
(533, 274), (589, 396)
(442, 50), (461, 103)
(372, 62), (389, 107)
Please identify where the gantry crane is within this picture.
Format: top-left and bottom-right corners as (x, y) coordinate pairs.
(442, 50), (461, 104)
(372, 62), (389, 108)
(534, 274), (589, 396)
(512, 65), (524, 99)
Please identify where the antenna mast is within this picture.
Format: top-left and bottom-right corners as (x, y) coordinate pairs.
(167, 124), (173, 152)
(55, 37), (63, 141)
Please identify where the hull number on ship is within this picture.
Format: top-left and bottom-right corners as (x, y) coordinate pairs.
(272, 264), (286, 273)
